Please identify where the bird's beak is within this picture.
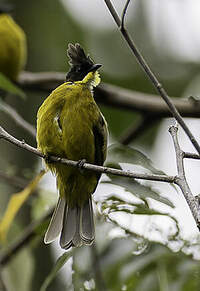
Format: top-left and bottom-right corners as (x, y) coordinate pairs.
(89, 64), (102, 72)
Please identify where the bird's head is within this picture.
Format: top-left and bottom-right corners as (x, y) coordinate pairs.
(66, 43), (102, 82)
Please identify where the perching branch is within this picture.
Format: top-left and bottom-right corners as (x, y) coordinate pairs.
(0, 125), (175, 183)
(169, 125), (200, 228)
(103, 0), (200, 155)
(2, 122), (199, 230)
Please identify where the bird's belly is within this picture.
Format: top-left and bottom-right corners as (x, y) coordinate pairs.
(64, 122), (95, 163)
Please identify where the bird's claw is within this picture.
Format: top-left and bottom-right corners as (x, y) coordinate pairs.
(44, 153), (52, 163)
(77, 159), (86, 170)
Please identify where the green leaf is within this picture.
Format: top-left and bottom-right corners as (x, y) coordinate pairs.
(102, 196), (176, 220)
(0, 72), (26, 99)
(103, 175), (174, 208)
(101, 196), (142, 214)
(103, 199), (162, 216)
(40, 252), (71, 291)
(106, 143), (165, 175)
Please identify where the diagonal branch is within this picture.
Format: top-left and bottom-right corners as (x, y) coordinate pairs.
(0, 125), (175, 183)
(103, 0), (200, 155)
(169, 126), (200, 229)
(121, 0), (131, 29)
(0, 100), (36, 137)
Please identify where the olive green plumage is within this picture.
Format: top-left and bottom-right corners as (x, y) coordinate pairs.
(37, 44), (108, 249)
(0, 11), (26, 81)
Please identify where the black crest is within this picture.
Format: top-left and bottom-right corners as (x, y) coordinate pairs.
(66, 43), (96, 82)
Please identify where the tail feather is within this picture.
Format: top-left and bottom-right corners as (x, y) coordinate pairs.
(44, 197), (65, 244)
(44, 197), (95, 249)
(60, 198), (95, 250)
(80, 198), (95, 243)
(60, 205), (82, 249)
(71, 207), (82, 247)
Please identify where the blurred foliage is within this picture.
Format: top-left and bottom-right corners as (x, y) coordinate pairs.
(0, 73), (25, 99)
(0, 0), (200, 291)
(0, 170), (45, 242)
(40, 251), (72, 291)
(104, 144), (174, 207)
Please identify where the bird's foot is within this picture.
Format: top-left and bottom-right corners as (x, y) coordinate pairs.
(77, 159), (86, 172)
(44, 153), (52, 164)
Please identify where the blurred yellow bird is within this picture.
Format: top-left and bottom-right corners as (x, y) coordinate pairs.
(37, 44), (108, 249)
(0, 5), (26, 81)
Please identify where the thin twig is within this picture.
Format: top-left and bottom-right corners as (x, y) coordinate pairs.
(0, 125), (176, 183)
(0, 208), (53, 266)
(119, 115), (159, 145)
(103, 0), (200, 155)
(184, 152), (200, 160)
(169, 126), (200, 229)
(0, 100), (36, 137)
(121, 0), (131, 29)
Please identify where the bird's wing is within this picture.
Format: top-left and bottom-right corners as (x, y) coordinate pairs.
(93, 113), (108, 167)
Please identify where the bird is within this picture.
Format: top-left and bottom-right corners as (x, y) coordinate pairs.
(37, 43), (108, 249)
(0, 4), (27, 81)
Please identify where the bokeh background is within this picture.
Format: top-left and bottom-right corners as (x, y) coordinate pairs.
(1, 0), (200, 290)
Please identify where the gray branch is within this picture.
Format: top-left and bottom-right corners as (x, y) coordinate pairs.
(0, 125), (175, 183)
(121, 0), (131, 29)
(169, 126), (200, 228)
